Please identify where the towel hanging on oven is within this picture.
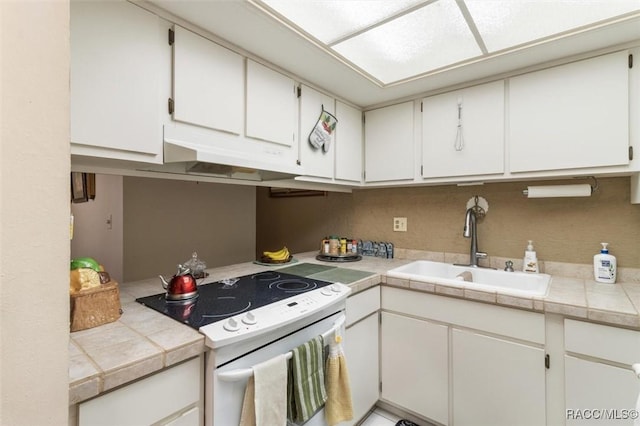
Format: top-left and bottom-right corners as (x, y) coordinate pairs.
(240, 353), (288, 426)
(325, 331), (353, 426)
(287, 335), (327, 423)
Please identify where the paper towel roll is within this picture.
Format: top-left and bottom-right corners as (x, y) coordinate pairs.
(524, 184), (592, 198)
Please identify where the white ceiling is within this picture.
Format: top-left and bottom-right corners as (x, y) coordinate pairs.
(148, 0), (640, 108)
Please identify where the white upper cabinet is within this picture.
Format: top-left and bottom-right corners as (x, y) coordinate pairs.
(71, 0), (167, 163)
(509, 51), (630, 173)
(246, 60), (297, 147)
(335, 101), (363, 183)
(299, 85), (335, 179)
(422, 80), (505, 178)
(364, 101), (415, 182)
(171, 25), (244, 135)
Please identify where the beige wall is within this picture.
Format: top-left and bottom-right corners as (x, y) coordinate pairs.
(257, 177), (640, 268)
(1, 1), (70, 425)
(123, 177), (256, 281)
(71, 174), (124, 283)
(256, 189), (354, 257)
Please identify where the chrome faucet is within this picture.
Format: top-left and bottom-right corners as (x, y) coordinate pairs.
(463, 207), (487, 267)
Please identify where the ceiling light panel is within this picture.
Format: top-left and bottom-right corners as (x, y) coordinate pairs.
(261, 0), (426, 44)
(466, 0), (640, 52)
(332, 0), (482, 84)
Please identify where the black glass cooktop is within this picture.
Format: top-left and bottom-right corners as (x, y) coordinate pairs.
(136, 271), (334, 329)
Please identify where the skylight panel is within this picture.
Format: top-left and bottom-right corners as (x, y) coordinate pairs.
(465, 0), (640, 52)
(332, 0), (482, 83)
(261, 0), (426, 44)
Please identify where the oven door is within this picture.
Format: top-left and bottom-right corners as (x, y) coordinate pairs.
(208, 311), (345, 426)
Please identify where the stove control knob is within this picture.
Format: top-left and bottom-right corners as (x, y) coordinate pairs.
(223, 317), (240, 332)
(331, 284), (343, 293)
(321, 287), (333, 296)
(242, 312), (257, 325)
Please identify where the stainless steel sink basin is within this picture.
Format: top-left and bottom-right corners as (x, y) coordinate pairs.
(387, 260), (551, 297)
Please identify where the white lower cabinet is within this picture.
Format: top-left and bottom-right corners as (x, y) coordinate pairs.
(380, 312), (449, 425)
(564, 319), (640, 425)
(565, 356), (638, 426)
(78, 357), (203, 426)
(344, 287), (380, 425)
(452, 329), (546, 426)
(380, 287), (547, 425)
(344, 313), (380, 425)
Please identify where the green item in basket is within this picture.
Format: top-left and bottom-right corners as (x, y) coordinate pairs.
(70, 257), (101, 272)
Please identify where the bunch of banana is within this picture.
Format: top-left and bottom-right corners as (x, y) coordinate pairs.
(262, 246), (290, 261)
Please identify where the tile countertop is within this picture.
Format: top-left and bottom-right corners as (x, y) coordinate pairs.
(69, 250), (640, 405)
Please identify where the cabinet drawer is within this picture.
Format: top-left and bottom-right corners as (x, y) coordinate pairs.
(565, 319), (640, 365)
(346, 286), (380, 326)
(79, 357), (202, 426)
(382, 287), (544, 344)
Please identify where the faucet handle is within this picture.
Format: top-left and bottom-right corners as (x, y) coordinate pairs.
(504, 260), (514, 272)
(475, 252), (488, 260)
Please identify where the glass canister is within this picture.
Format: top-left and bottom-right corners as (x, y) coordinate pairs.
(329, 236), (340, 255)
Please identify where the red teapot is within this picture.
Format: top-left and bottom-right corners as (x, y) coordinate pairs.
(159, 264), (198, 301)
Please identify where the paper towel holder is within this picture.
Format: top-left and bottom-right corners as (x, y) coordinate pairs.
(522, 176), (598, 198)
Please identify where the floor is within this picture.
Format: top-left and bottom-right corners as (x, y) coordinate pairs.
(360, 408), (403, 426)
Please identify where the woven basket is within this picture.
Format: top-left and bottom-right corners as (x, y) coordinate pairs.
(70, 281), (122, 332)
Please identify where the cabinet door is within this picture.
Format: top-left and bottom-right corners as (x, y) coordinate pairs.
(565, 356), (639, 426)
(380, 312), (448, 425)
(172, 25), (243, 134)
(343, 313), (379, 426)
(70, 0), (164, 160)
(452, 329), (545, 426)
(422, 80), (504, 178)
(364, 102), (414, 182)
(299, 85), (335, 178)
(335, 101), (363, 182)
(246, 60), (297, 146)
(509, 51), (629, 173)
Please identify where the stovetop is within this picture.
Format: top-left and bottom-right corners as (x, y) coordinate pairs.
(136, 270), (335, 329)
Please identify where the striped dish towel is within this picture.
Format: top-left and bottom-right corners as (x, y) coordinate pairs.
(287, 335), (327, 423)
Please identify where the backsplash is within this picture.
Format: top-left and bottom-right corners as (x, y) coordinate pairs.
(257, 177), (640, 269)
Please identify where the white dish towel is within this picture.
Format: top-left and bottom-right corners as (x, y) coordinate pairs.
(240, 353), (289, 426)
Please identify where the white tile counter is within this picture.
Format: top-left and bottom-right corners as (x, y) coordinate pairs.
(69, 250), (640, 406)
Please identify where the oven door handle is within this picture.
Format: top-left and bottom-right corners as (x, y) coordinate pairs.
(217, 313), (346, 383)
(218, 352), (293, 382)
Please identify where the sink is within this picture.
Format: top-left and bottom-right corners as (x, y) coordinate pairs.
(387, 260), (551, 297)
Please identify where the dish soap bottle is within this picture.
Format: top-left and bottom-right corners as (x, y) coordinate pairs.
(593, 243), (617, 283)
(523, 240), (539, 273)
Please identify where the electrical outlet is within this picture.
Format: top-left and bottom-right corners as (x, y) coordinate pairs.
(393, 217), (407, 232)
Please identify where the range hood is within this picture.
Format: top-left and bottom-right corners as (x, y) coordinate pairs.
(163, 125), (303, 182)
